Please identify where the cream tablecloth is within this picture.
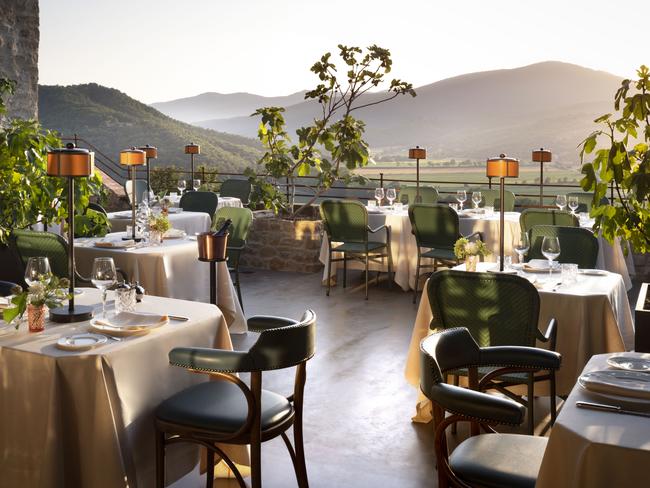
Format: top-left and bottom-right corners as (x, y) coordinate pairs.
(74, 233), (246, 334)
(404, 262), (634, 422)
(108, 210), (212, 235)
(0, 288), (245, 487)
(536, 353), (650, 488)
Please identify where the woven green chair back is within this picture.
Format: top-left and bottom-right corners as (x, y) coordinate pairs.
(124, 179), (149, 205)
(408, 204), (459, 250)
(13, 229), (69, 279)
(220, 179), (252, 205)
(427, 270), (540, 347)
(399, 185), (439, 205)
(519, 208), (578, 234)
(479, 188), (516, 212)
(212, 206), (253, 249)
(320, 200), (369, 243)
(527, 225), (599, 268)
(179, 191), (219, 216)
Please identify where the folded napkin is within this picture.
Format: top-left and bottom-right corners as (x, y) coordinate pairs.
(167, 207), (183, 214)
(94, 311), (168, 330)
(523, 259), (560, 273)
(94, 239), (136, 248)
(580, 370), (650, 400)
(164, 228), (186, 239)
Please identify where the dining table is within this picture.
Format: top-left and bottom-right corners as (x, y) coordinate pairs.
(108, 209), (212, 235)
(74, 232), (247, 334)
(0, 288), (247, 488)
(404, 262), (635, 422)
(536, 353), (650, 488)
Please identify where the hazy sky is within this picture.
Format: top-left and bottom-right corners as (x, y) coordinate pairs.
(39, 0), (650, 103)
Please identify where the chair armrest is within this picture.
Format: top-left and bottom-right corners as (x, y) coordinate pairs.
(463, 231), (483, 241)
(480, 346), (561, 370)
(247, 315), (298, 332)
(227, 244), (246, 251)
(537, 318), (558, 351)
(429, 382), (525, 425)
(169, 347), (254, 373)
(367, 224), (386, 234)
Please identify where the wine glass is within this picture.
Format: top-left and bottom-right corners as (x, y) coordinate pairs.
(91, 257), (117, 318)
(555, 194), (567, 211)
(541, 236), (561, 279)
(24, 256), (51, 286)
(514, 232), (530, 264)
(568, 196), (579, 215)
(456, 190), (467, 211)
(177, 179), (186, 194)
(386, 188), (396, 207)
(471, 191), (482, 209)
(192, 179), (201, 192)
(374, 187), (384, 207)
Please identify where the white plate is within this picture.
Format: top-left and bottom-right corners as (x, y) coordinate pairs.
(579, 370), (650, 400)
(167, 207), (183, 214)
(523, 259), (561, 273)
(56, 333), (108, 351)
(580, 269), (608, 276)
(607, 353), (650, 372)
(164, 229), (186, 239)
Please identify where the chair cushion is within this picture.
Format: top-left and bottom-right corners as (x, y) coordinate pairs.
(156, 380), (293, 434)
(331, 241), (386, 253)
(421, 247), (457, 261)
(450, 433), (547, 488)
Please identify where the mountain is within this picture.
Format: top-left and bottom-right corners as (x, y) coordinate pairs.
(151, 91), (308, 124)
(38, 83), (262, 174)
(197, 62), (622, 165)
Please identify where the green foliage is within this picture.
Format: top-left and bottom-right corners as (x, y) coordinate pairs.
(3, 275), (71, 327)
(249, 44), (415, 218)
(74, 208), (110, 237)
(579, 65), (650, 252)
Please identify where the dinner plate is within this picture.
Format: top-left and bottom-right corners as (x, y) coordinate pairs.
(89, 312), (168, 336)
(580, 269), (608, 276)
(579, 370), (650, 400)
(56, 333), (108, 351)
(607, 353), (650, 372)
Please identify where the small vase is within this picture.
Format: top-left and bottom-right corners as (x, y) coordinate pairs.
(27, 304), (47, 332)
(149, 231), (163, 246)
(465, 255), (478, 272)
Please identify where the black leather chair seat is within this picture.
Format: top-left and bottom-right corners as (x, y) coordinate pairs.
(157, 381), (293, 433)
(449, 433), (547, 488)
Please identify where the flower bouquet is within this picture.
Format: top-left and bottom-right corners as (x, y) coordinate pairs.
(3, 275), (71, 331)
(454, 237), (490, 272)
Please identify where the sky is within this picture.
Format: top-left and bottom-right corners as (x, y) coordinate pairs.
(39, 0), (650, 104)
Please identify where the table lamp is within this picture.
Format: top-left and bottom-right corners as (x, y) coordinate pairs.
(46, 143), (95, 323)
(532, 148), (552, 207)
(408, 146), (426, 203)
(486, 154), (519, 271)
(184, 142), (200, 185)
(138, 144), (157, 201)
(120, 147), (146, 241)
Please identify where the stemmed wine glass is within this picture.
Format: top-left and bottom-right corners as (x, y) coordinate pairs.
(541, 236), (561, 279)
(24, 256), (51, 286)
(386, 188), (396, 208)
(193, 179), (201, 192)
(556, 194), (567, 211)
(177, 179), (186, 194)
(91, 257), (117, 318)
(513, 232), (530, 265)
(456, 190), (467, 211)
(568, 196), (579, 215)
(471, 191), (482, 209)
(374, 187), (384, 207)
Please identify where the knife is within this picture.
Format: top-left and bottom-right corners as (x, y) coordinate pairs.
(168, 315), (190, 322)
(576, 401), (650, 418)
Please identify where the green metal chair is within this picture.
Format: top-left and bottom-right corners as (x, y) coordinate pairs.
(155, 310), (316, 488)
(408, 204), (481, 303)
(212, 206), (254, 310)
(426, 270), (559, 435)
(179, 191), (219, 216)
(320, 200), (393, 300)
(399, 185), (439, 205)
(124, 179), (150, 206)
(479, 188), (516, 212)
(220, 179), (253, 206)
(527, 225), (599, 268)
(420, 328), (558, 488)
(519, 208), (578, 234)
(566, 191), (609, 213)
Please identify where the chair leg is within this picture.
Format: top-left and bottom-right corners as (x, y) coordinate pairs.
(155, 429), (165, 488)
(293, 421), (309, 488)
(343, 253), (347, 288)
(413, 254), (420, 304)
(386, 246), (394, 289)
(235, 267), (244, 312)
(550, 371), (557, 425)
(450, 375), (459, 435)
(528, 373), (535, 435)
(365, 254), (369, 300)
(326, 249), (332, 297)
(205, 447), (215, 488)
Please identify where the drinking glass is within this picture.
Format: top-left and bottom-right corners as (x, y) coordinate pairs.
(192, 179), (201, 191)
(471, 191), (482, 209)
(374, 187), (385, 207)
(456, 190), (467, 211)
(555, 194), (567, 211)
(177, 179), (186, 194)
(386, 188), (396, 207)
(568, 196), (579, 215)
(541, 236), (561, 279)
(24, 256), (51, 286)
(513, 232), (530, 264)
(91, 257), (117, 318)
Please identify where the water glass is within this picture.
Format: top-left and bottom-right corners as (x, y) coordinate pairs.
(193, 179), (201, 191)
(115, 287), (136, 313)
(374, 187), (385, 206)
(496, 255), (512, 270)
(541, 236), (561, 279)
(456, 190), (467, 210)
(561, 263), (578, 285)
(24, 256), (52, 287)
(471, 191), (482, 209)
(367, 200), (376, 209)
(556, 194), (567, 211)
(394, 202), (404, 212)
(91, 257), (117, 318)
(177, 179), (186, 194)
(449, 203), (459, 211)
(514, 232), (530, 263)
(484, 205), (494, 216)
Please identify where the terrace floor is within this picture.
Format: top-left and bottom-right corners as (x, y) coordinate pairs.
(173, 268), (642, 488)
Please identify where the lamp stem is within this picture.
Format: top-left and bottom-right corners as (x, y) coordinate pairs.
(131, 166), (136, 240)
(416, 158), (421, 203)
(68, 177), (75, 312)
(146, 157), (151, 200)
(500, 177), (505, 272)
(190, 153), (194, 185)
(540, 162), (544, 207)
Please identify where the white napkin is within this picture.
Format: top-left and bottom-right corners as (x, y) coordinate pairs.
(94, 311), (168, 330)
(523, 259), (560, 273)
(164, 228), (186, 238)
(94, 239), (136, 248)
(580, 370), (650, 400)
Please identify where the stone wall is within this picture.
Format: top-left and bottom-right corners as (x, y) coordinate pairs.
(240, 212), (323, 273)
(0, 0), (39, 121)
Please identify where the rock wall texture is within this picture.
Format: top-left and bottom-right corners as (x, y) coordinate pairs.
(0, 0), (39, 121)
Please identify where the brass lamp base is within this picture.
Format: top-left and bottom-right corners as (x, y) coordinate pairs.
(49, 305), (94, 323)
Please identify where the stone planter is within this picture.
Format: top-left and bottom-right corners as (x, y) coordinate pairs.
(240, 212), (323, 273)
(634, 283), (650, 352)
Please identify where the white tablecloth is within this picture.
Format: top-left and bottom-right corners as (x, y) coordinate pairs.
(108, 210), (212, 235)
(0, 288), (245, 487)
(536, 353), (650, 488)
(74, 233), (246, 334)
(404, 262), (635, 422)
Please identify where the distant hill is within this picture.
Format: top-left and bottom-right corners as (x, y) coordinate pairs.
(197, 62), (622, 166)
(151, 91), (308, 124)
(38, 84), (262, 174)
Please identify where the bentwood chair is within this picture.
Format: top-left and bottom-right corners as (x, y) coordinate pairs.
(478, 188), (516, 212)
(427, 270), (560, 435)
(566, 191), (609, 213)
(527, 225), (599, 268)
(408, 204), (482, 303)
(155, 310), (316, 488)
(399, 185), (439, 205)
(124, 179), (150, 205)
(212, 206), (254, 309)
(220, 179), (253, 206)
(87, 202), (108, 215)
(420, 328), (556, 488)
(180, 191), (219, 216)
(519, 209), (578, 234)
(320, 200), (393, 300)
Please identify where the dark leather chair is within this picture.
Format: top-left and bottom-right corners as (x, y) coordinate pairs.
(420, 328), (558, 488)
(179, 191), (219, 216)
(155, 310), (316, 488)
(0, 281), (17, 296)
